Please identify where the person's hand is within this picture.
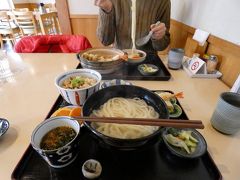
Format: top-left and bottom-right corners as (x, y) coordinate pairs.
(150, 22), (167, 40)
(94, 0), (113, 13)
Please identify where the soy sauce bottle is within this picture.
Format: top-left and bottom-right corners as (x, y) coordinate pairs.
(206, 55), (218, 74)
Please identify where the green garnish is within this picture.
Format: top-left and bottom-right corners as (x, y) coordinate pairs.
(168, 128), (179, 136)
(71, 76), (85, 88)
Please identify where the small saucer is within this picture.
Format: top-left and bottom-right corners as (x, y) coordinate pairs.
(0, 118), (9, 137)
(138, 64), (159, 76)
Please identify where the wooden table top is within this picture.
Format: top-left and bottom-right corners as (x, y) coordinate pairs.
(0, 53), (238, 180)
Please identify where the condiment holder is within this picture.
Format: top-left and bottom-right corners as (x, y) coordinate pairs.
(182, 56), (222, 78)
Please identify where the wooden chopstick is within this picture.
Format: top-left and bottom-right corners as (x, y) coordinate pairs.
(71, 116), (204, 129)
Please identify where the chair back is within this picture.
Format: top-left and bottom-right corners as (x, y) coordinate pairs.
(13, 11), (39, 36)
(0, 11), (21, 48)
(14, 35), (92, 53)
(38, 12), (61, 35)
(14, 8), (29, 12)
(0, 11), (14, 34)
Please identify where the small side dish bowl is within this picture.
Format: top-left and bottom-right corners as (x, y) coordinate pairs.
(138, 64), (159, 76)
(154, 91), (183, 118)
(123, 49), (146, 64)
(0, 118), (9, 137)
(162, 128), (207, 159)
(169, 104), (183, 118)
(55, 69), (101, 106)
(31, 116), (80, 168)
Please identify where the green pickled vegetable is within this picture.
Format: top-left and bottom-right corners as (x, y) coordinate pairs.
(165, 128), (199, 154)
(71, 76), (85, 88)
(164, 134), (190, 154)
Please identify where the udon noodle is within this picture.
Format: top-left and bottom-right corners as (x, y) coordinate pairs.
(131, 0), (137, 50)
(91, 97), (159, 139)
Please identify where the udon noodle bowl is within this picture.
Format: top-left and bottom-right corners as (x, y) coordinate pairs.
(91, 97), (159, 139)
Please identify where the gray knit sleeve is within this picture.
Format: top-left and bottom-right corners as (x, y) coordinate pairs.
(151, 0), (171, 51)
(96, 7), (116, 46)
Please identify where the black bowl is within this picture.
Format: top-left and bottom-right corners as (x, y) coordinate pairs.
(82, 85), (169, 150)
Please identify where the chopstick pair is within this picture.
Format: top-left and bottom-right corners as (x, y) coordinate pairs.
(72, 116), (204, 129)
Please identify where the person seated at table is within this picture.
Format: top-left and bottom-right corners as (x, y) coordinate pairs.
(94, 0), (170, 54)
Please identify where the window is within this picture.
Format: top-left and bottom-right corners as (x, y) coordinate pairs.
(0, 0), (14, 10)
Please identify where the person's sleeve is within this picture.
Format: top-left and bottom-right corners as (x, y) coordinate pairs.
(96, 7), (116, 46)
(151, 1), (171, 51)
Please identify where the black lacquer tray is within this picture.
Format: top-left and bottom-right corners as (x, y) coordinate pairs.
(76, 53), (171, 81)
(11, 93), (222, 180)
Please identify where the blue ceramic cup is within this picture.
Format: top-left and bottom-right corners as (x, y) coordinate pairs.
(210, 92), (240, 134)
(168, 48), (184, 69)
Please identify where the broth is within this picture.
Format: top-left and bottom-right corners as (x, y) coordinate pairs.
(40, 126), (76, 150)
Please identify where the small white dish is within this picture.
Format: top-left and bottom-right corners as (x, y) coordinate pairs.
(82, 159), (102, 179)
(123, 49), (146, 64)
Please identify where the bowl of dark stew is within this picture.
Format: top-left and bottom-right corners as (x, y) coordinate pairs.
(31, 116), (80, 168)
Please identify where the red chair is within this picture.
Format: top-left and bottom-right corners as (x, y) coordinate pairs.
(14, 35), (92, 53)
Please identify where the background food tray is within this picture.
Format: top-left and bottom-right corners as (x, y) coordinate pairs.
(11, 93), (222, 180)
(76, 53), (171, 81)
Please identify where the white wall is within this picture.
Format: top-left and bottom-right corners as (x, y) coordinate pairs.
(68, 0), (98, 14)
(68, 0), (240, 45)
(29, 0), (55, 3)
(13, 0), (55, 4)
(0, 0), (10, 9)
(0, 0), (14, 9)
(13, 0), (29, 3)
(171, 0), (240, 45)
